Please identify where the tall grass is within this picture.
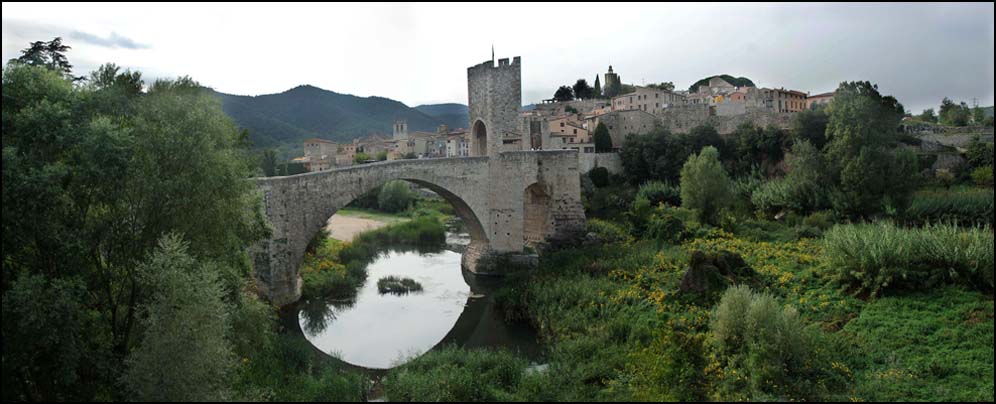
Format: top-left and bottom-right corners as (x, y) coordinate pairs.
(382, 347), (528, 402)
(823, 222), (994, 296)
(903, 188), (994, 227)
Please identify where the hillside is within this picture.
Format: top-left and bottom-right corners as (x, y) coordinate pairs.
(214, 85), (465, 150)
(414, 103), (469, 130)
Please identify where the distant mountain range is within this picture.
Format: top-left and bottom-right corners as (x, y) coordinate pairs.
(213, 85), (469, 150)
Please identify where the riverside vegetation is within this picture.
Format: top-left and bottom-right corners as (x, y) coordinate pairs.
(3, 38), (993, 402)
(378, 82), (994, 401)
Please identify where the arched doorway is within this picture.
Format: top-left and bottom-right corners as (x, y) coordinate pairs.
(523, 183), (552, 249)
(472, 120), (487, 156)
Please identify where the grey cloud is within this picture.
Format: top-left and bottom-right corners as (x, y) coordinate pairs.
(70, 30), (149, 49)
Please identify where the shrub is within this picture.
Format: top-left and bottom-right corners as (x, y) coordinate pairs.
(383, 347), (528, 402)
(586, 218), (632, 244)
(378, 180), (415, 213)
(588, 167), (610, 188)
(903, 188), (994, 227)
(823, 222), (994, 296)
(971, 166), (993, 188)
(751, 141), (828, 216)
(801, 211), (834, 230)
(711, 286), (847, 401)
(680, 146), (733, 224)
(636, 180), (681, 207)
(376, 276), (423, 295)
(645, 205), (693, 244)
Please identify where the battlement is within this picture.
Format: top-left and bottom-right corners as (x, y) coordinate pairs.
(469, 56), (522, 72)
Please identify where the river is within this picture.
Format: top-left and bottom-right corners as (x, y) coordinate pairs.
(279, 215), (542, 374)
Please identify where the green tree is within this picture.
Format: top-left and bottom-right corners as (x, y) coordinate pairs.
(728, 122), (786, 174)
(917, 108), (937, 123)
(121, 235), (234, 401)
(2, 61), (266, 400)
(972, 105), (985, 126)
(593, 122), (613, 152)
(378, 180), (415, 213)
(939, 97), (971, 127)
(376, 150), (389, 161)
(680, 146), (732, 224)
(261, 149), (278, 176)
(593, 74), (602, 98)
(553, 85), (574, 102)
(648, 81), (675, 92)
(825, 81), (916, 217)
(791, 105), (829, 149)
(572, 79), (594, 100)
(751, 140), (829, 215)
(12, 37), (80, 80)
(354, 151), (371, 163)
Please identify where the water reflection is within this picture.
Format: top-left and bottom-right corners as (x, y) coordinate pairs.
(294, 229), (541, 370)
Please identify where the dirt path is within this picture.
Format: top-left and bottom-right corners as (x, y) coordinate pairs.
(324, 214), (394, 242)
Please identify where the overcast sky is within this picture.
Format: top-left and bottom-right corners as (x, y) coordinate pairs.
(3, 2), (994, 113)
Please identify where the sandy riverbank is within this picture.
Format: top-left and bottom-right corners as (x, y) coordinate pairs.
(324, 214), (396, 241)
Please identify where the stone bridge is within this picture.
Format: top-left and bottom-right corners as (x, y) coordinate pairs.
(251, 151), (586, 306)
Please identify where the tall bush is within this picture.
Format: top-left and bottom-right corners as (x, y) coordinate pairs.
(680, 146), (732, 224)
(711, 286), (846, 401)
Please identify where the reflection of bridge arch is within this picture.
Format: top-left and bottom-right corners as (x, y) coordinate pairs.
(251, 151), (586, 306)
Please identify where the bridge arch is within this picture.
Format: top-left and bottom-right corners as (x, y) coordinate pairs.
(251, 151), (586, 306)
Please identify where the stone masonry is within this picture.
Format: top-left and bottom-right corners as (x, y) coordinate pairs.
(251, 56), (586, 306)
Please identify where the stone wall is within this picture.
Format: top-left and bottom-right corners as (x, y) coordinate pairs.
(658, 104), (794, 134)
(468, 57), (522, 156)
(578, 152), (623, 174)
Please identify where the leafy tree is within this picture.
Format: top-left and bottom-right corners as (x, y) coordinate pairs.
(917, 108), (937, 123)
(12, 37), (80, 80)
(573, 79), (594, 100)
(121, 235), (234, 401)
(647, 82), (675, 91)
(965, 137), (994, 169)
(680, 146), (732, 224)
(824, 81), (916, 217)
(593, 75), (602, 98)
(620, 126), (727, 185)
(728, 122), (786, 174)
(791, 106), (829, 149)
(751, 141), (829, 215)
(972, 106), (986, 126)
(2, 60), (266, 400)
(939, 97), (971, 127)
(378, 180), (415, 213)
(376, 150), (389, 161)
(553, 85), (575, 102)
(261, 149), (278, 176)
(354, 151), (371, 163)
(593, 122), (613, 152)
